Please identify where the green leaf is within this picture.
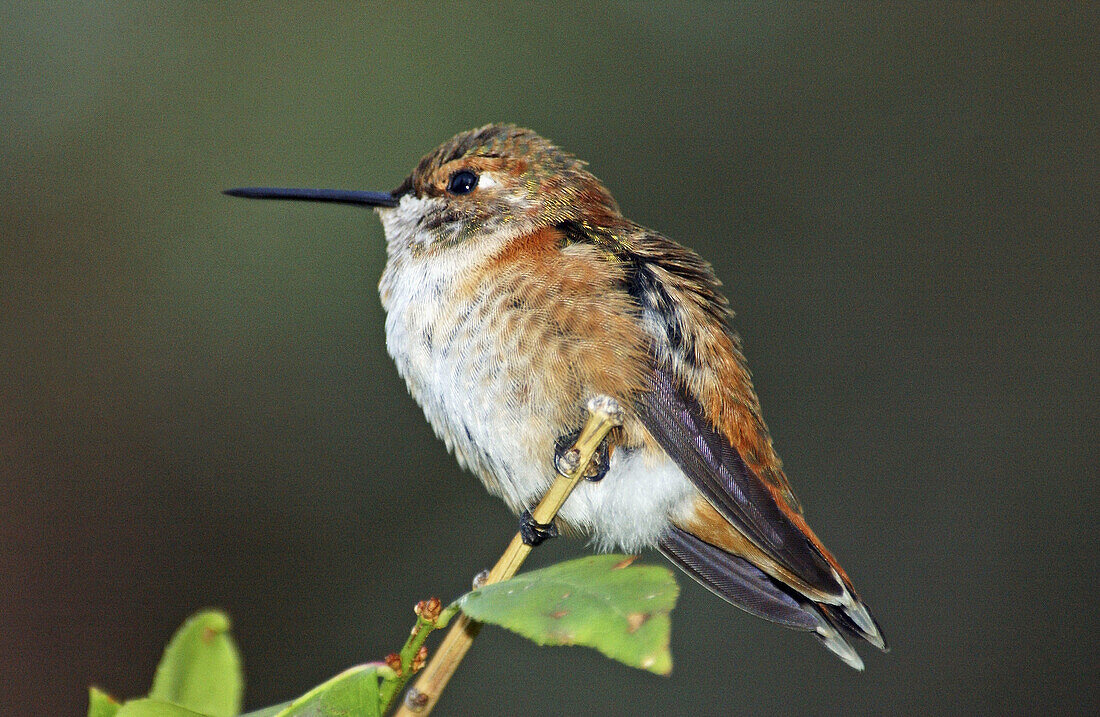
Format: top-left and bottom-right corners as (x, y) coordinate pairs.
(148, 610), (243, 717)
(258, 664), (393, 717)
(88, 686), (121, 717)
(116, 699), (212, 716)
(455, 554), (678, 675)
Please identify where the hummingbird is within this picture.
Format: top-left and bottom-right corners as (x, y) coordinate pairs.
(226, 124), (887, 668)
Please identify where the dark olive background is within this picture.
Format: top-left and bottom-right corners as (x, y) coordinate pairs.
(2, 4), (1096, 715)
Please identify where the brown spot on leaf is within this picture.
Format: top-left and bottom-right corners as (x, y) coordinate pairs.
(550, 610), (569, 619)
(613, 555), (639, 570)
(626, 612), (650, 633)
(549, 630), (576, 644)
(201, 626), (217, 644)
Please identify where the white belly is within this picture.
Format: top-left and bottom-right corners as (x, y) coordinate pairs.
(379, 250), (696, 552)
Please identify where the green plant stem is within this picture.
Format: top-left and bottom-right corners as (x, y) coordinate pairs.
(377, 605), (458, 713)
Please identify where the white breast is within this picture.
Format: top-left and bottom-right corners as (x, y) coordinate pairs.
(380, 237), (552, 507)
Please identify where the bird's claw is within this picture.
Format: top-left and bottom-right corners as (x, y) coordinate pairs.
(520, 509), (559, 546)
(553, 427), (611, 481)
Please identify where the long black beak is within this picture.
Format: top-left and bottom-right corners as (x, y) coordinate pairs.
(223, 187), (399, 208)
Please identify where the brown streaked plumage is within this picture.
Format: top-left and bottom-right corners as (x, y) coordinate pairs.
(225, 123), (888, 669)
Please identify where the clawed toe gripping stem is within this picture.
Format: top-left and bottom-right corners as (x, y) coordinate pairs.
(519, 509), (559, 546)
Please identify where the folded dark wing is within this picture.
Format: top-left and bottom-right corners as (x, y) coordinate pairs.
(638, 365), (843, 599)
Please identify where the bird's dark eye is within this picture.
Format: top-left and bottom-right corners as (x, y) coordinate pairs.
(447, 169), (479, 195)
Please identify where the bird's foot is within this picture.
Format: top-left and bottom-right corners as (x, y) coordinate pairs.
(520, 509), (559, 546)
(553, 427), (611, 481)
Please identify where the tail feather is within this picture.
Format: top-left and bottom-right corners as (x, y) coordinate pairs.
(808, 609), (865, 670)
(819, 600), (889, 652)
(659, 526), (881, 670)
(659, 525), (819, 630)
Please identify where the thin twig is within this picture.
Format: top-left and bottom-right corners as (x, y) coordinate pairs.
(393, 395), (624, 716)
(376, 600), (459, 713)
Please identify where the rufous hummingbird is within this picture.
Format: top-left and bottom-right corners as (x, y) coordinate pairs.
(226, 124), (887, 668)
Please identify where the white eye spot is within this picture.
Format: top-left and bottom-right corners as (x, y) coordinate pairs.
(477, 173), (499, 190)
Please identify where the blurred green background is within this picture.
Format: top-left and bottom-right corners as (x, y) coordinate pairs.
(2, 3), (1096, 715)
